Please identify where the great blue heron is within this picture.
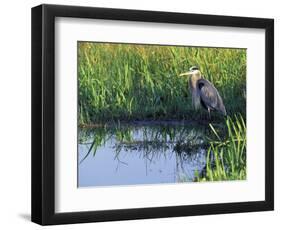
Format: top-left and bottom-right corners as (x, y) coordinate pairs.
(179, 66), (226, 119)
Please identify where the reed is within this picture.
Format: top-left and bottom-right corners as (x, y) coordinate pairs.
(198, 115), (246, 181)
(78, 42), (246, 125)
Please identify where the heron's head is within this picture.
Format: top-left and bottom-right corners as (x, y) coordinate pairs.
(179, 66), (201, 78)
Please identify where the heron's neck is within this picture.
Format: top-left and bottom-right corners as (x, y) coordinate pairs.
(188, 73), (202, 110)
(189, 73), (202, 90)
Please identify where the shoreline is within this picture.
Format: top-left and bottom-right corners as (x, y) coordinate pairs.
(79, 119), (220, 129)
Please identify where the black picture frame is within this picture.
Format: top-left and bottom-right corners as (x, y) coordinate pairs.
(31, 4), (274, 225)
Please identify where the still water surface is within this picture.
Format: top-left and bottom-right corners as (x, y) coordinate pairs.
(78, 123), (209, 187)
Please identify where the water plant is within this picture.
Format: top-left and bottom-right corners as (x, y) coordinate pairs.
(198, 115), (246, 181)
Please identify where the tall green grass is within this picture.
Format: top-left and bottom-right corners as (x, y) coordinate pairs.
(198, 115), (246, 181)
(78, 42), (246, 125)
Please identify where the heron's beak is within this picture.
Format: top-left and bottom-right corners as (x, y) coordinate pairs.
(179, 71), (192, 77)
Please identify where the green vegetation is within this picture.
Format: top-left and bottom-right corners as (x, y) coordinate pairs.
(198, 115), (246, 181)
(78, 42), (246, 125)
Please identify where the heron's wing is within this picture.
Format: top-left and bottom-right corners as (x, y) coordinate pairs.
(198, 80), (218, 110)
(198, 78), (227, 115)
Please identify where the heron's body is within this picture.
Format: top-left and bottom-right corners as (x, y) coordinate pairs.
(180, 67), (226, 118)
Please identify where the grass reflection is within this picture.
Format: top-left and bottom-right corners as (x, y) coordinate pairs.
(79, 116), (246, 182)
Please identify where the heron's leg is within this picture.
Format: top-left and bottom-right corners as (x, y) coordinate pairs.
(208, 108), (211, 120)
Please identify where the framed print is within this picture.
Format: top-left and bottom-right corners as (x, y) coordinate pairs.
(31, 4), (274, 225)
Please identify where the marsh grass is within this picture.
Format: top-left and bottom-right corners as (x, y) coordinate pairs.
(198, 115), (246, 181)
(78, 42), (246, 125)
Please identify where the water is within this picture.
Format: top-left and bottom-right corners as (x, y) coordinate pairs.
(78, 123), (210, 187)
